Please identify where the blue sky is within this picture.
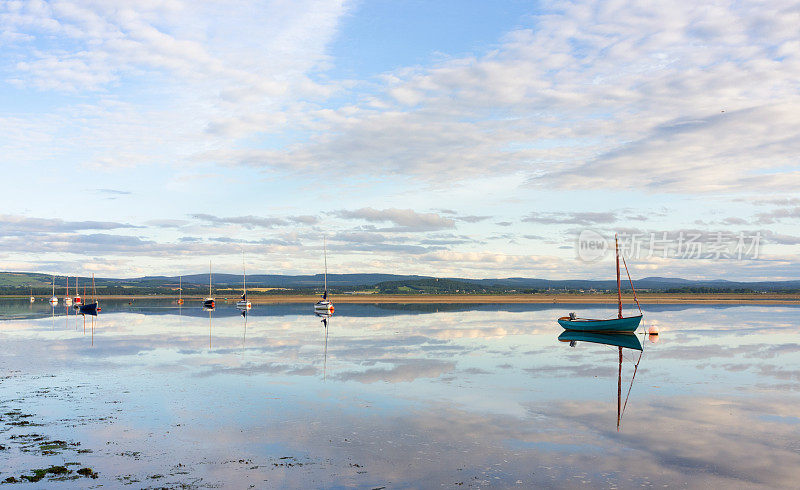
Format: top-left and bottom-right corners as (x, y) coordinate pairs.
(0, 0), (798, 280)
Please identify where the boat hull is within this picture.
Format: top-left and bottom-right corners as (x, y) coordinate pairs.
(558, 331), (643, 350)
(314, 301), (334, 314)
(79, 302), (99, 315)
(203, 299), (215, 309)
(557, 315), (642, 332)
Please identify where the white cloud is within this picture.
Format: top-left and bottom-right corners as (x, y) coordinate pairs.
(201, 0), (800, 194)
(335, 207), (456, 232)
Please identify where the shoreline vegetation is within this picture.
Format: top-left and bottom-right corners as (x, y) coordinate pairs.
(8, 293), (800, 304)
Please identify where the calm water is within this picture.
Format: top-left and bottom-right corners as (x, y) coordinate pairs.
(1, 300), (799, 488)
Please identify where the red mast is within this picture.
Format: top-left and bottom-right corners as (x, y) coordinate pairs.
(616, 234), (622, 319)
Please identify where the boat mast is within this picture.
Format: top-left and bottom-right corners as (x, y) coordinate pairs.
(323, 236), (328, 298)
(92, 273), (96, 302)
(242, 251), (246, 299)
(615, 234), (622, 319)
(179, 276), (182, 302)
(209, 261), (212, 297)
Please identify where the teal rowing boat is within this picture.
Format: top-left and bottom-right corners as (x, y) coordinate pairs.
(557, 330), (642, 350)
(558, 233), (644, 333)
(557, 314), (642, 332)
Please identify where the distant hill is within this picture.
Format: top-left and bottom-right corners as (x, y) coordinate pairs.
(1, 271), (799, 294)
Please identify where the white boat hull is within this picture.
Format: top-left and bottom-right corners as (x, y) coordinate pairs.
(314, 301), (334, 314)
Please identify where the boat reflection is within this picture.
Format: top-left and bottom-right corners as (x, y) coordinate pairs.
(558, 331), (642, 351)
(204, 306), (214, 349)
(558, 331), (644, 430)
(241, 308), (248, 356)
(315, 310), (332, 380)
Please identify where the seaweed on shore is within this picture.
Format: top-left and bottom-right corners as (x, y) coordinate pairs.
(20, 465), (71, 483)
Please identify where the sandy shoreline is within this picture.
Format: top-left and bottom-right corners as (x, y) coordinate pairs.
(10, 294), (800, 304)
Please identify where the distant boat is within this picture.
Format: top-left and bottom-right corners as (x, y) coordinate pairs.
(64, 277), (72, 306)
(49, 276), (58, 306)
(558, 234), (642, 332)
(73, 276), (82, 306)
(177, 275), (184, 305)
(203, 262), (215, 309)
(29, 287), (35, 303)
(79, 273), (100, 314)
(314, 237), (334, 314)
(236, 252), (251, 310)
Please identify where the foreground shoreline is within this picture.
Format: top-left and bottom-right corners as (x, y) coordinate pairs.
(8, 294), (800, 304)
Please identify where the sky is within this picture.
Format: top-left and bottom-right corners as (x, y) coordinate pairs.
(0, 0), (799, 280)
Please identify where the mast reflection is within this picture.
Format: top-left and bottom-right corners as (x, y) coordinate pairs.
(558, 331), (644, 430)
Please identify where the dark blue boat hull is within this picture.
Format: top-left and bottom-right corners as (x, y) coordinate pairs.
(79, 302), (98, 315)
(557, 314), (642, 332)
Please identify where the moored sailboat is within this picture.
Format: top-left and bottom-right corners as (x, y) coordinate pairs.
(49, 276), (58, 306)
(64, 277), (72, 306)
(236, 253), (251, 310)
(73, 277), (82, 306)
(203, 262), (215, 309)
(79, 273), (100, 315)
(29, 287), (35, 303)
(558, 234), (642, 332)
(314, 237), (334, 314)
(177, 275), (184, 305)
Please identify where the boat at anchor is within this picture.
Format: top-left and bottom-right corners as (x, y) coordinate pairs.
(314, 237), (334, 314)
(558, 234), (642, 332)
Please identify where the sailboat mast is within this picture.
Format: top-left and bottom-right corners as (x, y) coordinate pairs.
(91, 273), (96, 302)
(242, 251), (246, 298)
(179, 276), (182, 301)
(615, 234), (622, 319)
(209, 261), (212, 297)
(323, 237), (328, 293)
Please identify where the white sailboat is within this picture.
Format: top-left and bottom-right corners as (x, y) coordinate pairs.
(63, 277), (72, 306)
(236, 252), (251, 310)
(73, 276), (82, 306)
(29, 287), (35, 303)
(49, 276), (58, 306)
(203, 262), (215, 309)
(177, 275), (184, 305)
(314, 237), (334, 314)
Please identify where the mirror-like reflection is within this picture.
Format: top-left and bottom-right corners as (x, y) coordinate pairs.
(558, 330), (644, 431)
(1, 300), (800, 487)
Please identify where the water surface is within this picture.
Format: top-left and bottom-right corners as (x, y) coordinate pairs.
(1, 300), (799, 487)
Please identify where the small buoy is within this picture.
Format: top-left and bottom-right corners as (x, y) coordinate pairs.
(648, 325), (659, 335)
